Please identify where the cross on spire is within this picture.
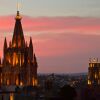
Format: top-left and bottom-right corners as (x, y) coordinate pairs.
(17, 0), (22, 11)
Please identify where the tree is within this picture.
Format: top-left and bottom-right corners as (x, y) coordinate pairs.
(59, 85), (77, 100)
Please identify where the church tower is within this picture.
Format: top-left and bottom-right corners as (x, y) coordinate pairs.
(12, 11), (25, 48)
(88, 58), (100, 86)
(0, 11), (38, 86)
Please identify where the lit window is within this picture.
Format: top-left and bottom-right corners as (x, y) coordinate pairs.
(13, 41), (16, 47)
(32, 77), (38, 86)
(13, 53), (18, 66)
(90, 64), (92, 67)
(32, 77), (35, 86)
(20, 55), (21, 66)
(10, 93), (14, 100)
(7, 79), (10, 85)
(35, 79), (38, 86)
(95, 73), (98, 79)
(20, 81), (23, 86)
(88, 80), (91, 85)
(16, 78), (19, 85)
(22, 55), (24, 64)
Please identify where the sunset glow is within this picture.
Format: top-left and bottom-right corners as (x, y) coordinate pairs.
(0, 0), (100, 73)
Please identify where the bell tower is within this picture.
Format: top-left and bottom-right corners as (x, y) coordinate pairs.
(0, 10), (38, 86)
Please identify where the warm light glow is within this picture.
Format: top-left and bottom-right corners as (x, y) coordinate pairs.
(8, 58), (11, 63)
(28, 59), (30, 63)
(32, 78), (38, 86)
(7, 79), (10, 85)
(35, 79), (38, 86)
(20, 81), (23, 86)
(13, 53), (18, 66)
(89, 63), (95, 67)
(16, 57), (18, 65)
(6, 53), (11, 64)
(88, 80), (91, 85)
(13, 53), (16, 66)
(17, 2), (20, 11)
(20, 54), (21, 66)
(13, 42), (16, 47)
(10, 93), (14, 100)
(16, 16), (22, 19)
(16, 78), (19, 85)
(32, 77), (35, 86)
(95, 73), (98, 79)
(22, 55), (24, 64)
(90, 64), (93, 67)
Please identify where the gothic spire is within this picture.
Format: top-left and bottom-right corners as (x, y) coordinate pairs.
(29, 37), (33, 60)
(12, 11), (25, 47)
(34, 54), (36, 61)
(3, 37), (7, 56)
(29, 37), (33, 48)
(4, 37), (7, 50)
(34, 53), (38, 67)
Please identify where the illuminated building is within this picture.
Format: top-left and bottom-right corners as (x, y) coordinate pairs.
(88, 58), (100, 86)
(0, 11), (38, 86)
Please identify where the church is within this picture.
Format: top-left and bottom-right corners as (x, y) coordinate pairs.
(88, 58), (100, 86)
(0, 11), (38, 86)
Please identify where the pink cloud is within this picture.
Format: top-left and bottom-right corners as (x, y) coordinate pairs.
(34, 33), (100, 56)
(36, 33), (100, 73)
(0, 15), (100, 34)
(0, 15), (100, 73)
(22, 16), (100, 34)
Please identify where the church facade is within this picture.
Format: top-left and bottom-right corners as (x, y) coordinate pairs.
(88, 58), (100, 86)
(0, 11), (38, 86)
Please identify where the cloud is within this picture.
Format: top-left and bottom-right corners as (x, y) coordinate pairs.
(36, 33), (100, 73)
(22, 16), (100, 35)
(0, 15), (100, 73)
(0, 15), (100, 35)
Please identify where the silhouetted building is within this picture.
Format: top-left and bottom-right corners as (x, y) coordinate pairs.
(88, 58), (100, 86)
(59, 85), (77, 100)
(0, 11), (38, 86)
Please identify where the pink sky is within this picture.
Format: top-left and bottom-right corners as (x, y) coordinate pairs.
(0, 15), (100, 73)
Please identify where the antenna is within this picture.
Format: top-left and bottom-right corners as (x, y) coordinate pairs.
(17, 0), (22, 11)
(17, 0), (20, 11)
(16, 0), (22, 19)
